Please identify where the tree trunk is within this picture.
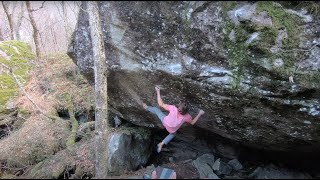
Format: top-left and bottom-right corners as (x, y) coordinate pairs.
(87, 1), (109, 178)
(66, 97), (79, 149)
(15, 2), (24, 40)
(1, 1), (15, 40)
(61, 1), (71, 47)
(0, 28), (4, 41)
(25, 1), (41, 58)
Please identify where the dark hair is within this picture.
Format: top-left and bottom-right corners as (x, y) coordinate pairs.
(178, 101), (188, 115)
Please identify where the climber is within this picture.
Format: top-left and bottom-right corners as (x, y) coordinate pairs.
(142, 85), (205, 153)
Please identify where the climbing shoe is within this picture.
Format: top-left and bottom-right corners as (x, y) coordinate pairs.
(157, 144), (162, 153)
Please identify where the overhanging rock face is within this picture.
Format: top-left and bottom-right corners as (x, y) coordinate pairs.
(68, 1), (320, 152)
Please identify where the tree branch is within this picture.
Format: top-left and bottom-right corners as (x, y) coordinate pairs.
(0, 62), (62, 122)
(0, 62), (43, 113)
(280, 42), (320, 53)
(0, 110), (17, 121)
(30, 1), (46, 12)
(77, 121), (95, 136)
(1, 1), (15, 40)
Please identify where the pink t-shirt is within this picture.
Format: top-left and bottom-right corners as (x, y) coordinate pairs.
(163, 105), (192, 133)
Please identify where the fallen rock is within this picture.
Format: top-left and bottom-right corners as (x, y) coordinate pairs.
(249, 164), (312, 179)
(297, 47), (320, 71)
(251, 11), (273, 28)
(227, 159), (243, 171)
(270, 29), (288, 53)
(207, 173), (220, 179)
(0, 115), (69, 168)
(192, 153), (216, 179)
(212, 158), (233, 176)
(228, 29), (236, 43)
(27, 139), (95, 179)
(286, 9), (313, 23)
(245, 32), (260, 45)
(234, 3), (257, 22)
(108, 127), (152, 176)
(212, 158), (221, 171)
(5, 100), (16, 111)
(196, 153), (216, 167)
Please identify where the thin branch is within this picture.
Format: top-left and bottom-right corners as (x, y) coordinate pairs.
(4, 123), (12, 135)
(77, 121), (95, 135)
(22, 15), (31, 23)
(0, 62), (63, 122)
(1, 163), (28, 171)
(280, 42), (320, 53)
(0, 110), (17, 120)
(30, 1), (46, 12)
(0, 62), (44, 114)
(1, 1), (15, 40)
(10, 1), (17, 16)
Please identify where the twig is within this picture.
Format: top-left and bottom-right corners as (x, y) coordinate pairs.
(4, 123), (12, 135)
(0, 62), (62, 122)
(0, 110), (17, 120)
(280, 42), (320, 52)
(1, 163), (28, 171)
(0, 62), (43, 113)
(183, 159), (192, 164)
(30, 1), (46, 12)
(0, 117), (15, 126)
(17, 114), (27, 121)
(77, 121), (95, 134)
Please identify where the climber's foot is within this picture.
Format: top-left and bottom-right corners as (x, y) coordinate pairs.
(142, 102), (148, 110)
(157, 143), (163, 153)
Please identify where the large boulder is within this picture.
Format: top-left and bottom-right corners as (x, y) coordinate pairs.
(26, 126), (152, 178)
(68, 1), (320, 152)
(108, 127), (152, 176)
(0, 115), (69, 168)
(27, 139), (95, 179)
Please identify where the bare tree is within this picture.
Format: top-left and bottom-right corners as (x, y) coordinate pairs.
(61, 1), (71, 46)
(14, 2), (24, 40)
(0, 28), (4, 41)
(88, 1), (109, 178)
(1, 1), (16, 40)
(25, 1), (42, 58)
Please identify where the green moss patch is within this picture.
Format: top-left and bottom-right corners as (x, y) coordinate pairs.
(256, 2), (303, 66)
(222, 1), (310, 89)
(0, 40), (35, 113)
(222, 1), (251, 89)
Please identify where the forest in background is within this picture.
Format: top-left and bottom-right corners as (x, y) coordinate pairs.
(0, 1), (80, 55)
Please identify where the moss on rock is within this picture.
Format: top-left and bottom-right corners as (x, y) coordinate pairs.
(0, 40), (35, 113)
(256, 1), (303, 66)
(116, 126), (152, 140)
(222, 1), (309, 89)
(222, 2), (251, 90)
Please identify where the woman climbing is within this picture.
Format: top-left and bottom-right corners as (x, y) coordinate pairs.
(142, 85), (205, 153)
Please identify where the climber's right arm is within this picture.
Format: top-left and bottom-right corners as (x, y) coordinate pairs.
(155, 86), (169, 111)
